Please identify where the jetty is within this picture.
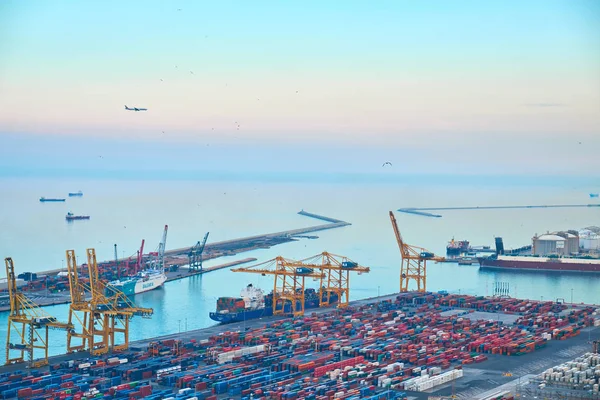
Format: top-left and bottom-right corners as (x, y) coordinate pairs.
(398, 204), (600, 218)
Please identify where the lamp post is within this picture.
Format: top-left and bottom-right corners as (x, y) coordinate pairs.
(571, 288), (574, 304)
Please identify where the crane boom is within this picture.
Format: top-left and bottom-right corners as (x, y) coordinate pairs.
(158, 225), (168, 269)
(232, 257), (326, 317)
(292, 252), (370, 308)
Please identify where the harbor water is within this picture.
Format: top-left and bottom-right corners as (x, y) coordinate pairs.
(0, 175), (599, 358)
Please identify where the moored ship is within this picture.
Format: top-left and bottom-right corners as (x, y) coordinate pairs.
(446, 239), (470, 256)
(479, 254), (600, 273)
(209, 284), (339, 324)
(40, 197), (65, 202)
(107, 268), (167, 296)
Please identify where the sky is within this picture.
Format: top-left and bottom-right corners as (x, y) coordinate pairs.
(0, 0), (599, 176)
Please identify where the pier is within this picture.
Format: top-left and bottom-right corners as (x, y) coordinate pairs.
(0, 211), (351, 312)
(398, 203), (600, 218)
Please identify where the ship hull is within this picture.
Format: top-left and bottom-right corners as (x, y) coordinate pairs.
(134, 273), (167, 294)
(40, 199), (65, 202)
(479, 258), (600, 273)
(209, 297), (336, 324)
(108, 272), (167, 296)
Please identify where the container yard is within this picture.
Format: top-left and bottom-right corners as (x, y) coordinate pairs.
(2, 291), (600, 399)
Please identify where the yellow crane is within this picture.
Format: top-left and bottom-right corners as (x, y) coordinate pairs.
(87, 248), (153, 352)
(389, 211), (445, 292)
(231, 257), (326, 317)
(5, 257), (73, 367)
(293, 252), (370, 308)
(65, 249), (152, 355)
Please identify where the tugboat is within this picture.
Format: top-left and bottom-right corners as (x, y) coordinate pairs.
(65, 212), (90, 221)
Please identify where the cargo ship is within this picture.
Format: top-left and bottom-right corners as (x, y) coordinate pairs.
(479, 255), (600, 273)
(209, 284), (339, 324)
(107, 268), (167, 296)
(68, 191), (83, 197)
(446, 239), (470, 256)
(39, 197), (65, 202)
(65, 212), (90, 221)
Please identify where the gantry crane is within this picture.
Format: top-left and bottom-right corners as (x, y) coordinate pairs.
(5, 257), (73, 367)
(232, 257), (326, 317)
(87, 248), (153, 352)
(66, 249), (153, 355)
(292, 252), (370, 308)
(188, 232), (210, 272)
(148, 225), (168, 270)
(389, 211), (445, 292)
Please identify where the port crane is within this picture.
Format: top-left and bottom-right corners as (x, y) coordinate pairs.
(66, 249), (153, 355)
(292, 252), (370, 308)
(232, 257), (326, 317)
(389, 211), (445, 292)
(148, 225), (168, 270)
(5, 257), (73, 367)
(129, 239), (145, 275)
(188, 232), (210, 272)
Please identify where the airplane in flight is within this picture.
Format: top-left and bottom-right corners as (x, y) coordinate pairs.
(124, 105), (147, 112)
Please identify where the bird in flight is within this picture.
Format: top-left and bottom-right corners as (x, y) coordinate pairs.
(124, 105), (147, 112)
(382, 162), (392, 167)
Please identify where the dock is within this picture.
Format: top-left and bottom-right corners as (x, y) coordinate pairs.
(0, 211), (351, 312)
(162, 257), (257, 282)
(0, 258), (258, 312)
(398, 203), (600, 218)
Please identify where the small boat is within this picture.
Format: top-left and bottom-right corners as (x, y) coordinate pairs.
(40, 197), (65, 202)
(591, 193), (599, 198)
(68, 191), (83, 197)
(458, 257), (476, 265)
(66, 212), (90, 221)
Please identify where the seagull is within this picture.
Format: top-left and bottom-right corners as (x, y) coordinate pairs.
(382, 162), (392, 167)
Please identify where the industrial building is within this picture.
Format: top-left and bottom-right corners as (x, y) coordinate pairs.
(579, 229), (600, 251)
(532, 231), (579, 256)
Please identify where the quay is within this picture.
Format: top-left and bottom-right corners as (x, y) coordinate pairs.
(162, 257), (257, 282)
(0, 258), (257, 312)
(398, 203), (600, 218)
(0, 211), (351, 312)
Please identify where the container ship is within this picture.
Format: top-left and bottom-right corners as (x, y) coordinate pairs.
(479, 254), (600, 273)
(107, 268), (167, 296)
(446, 239), (470, 256)
(209, 284), (339, 324)
(68, 191), (83, 197)
(39, 197), (65, 202)
(65, 212), (90, 221)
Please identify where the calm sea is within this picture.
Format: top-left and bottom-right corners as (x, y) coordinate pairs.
(0, 175), (598, 358)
